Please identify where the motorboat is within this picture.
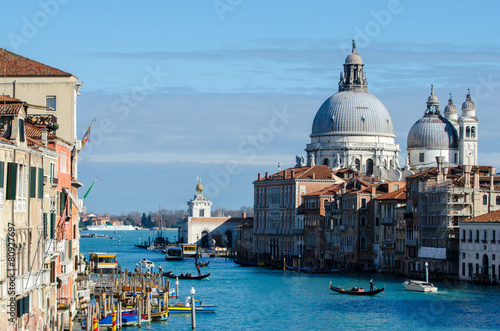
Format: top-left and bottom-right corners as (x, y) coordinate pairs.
(139, 258), (155, 270)
(403, 280), (437, 292)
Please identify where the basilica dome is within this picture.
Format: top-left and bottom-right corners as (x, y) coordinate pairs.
(311, 91), (394, 136)
(407, 114), (458, 149)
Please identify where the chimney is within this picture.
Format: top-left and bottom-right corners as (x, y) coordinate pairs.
(258, 173), (261, 181)
(312, 172), (316, 179)
(342, 182), (347, 193)
(443, 167), (449, 181)
(265, 172), (269, 179)
(242, 212), (246, 219)
(436, 156), (445, 182)
(371, 186), (376, 195)
(464, 165), (472, 189)
(291, 169), (295, 179)
(473, 171), (480, 189)
(41, 127), (48, 147)
(490, 167), (496, 191)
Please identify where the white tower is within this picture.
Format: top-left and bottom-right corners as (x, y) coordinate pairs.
(458, 90), (479, 166)
(187, 181), (212, 217)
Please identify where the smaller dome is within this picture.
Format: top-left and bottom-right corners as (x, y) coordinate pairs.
(345, 52), (363, 65)
(427, 85), (439, 104)
(196, 183), (203, 192)
(462, 90), (475, 111)
(407, 115), (458, 149)
(444, 94), (457, 114)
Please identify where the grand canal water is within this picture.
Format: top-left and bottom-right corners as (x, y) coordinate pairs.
(80, 230), (500, 331)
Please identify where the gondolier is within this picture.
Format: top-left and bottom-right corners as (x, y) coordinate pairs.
(370, 279), (374, 291)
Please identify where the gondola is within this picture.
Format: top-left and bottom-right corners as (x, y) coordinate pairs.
(233, 259), (266, 267)
(329, 281), (385, 296)
(163, 271), (210, 280)
(195, 261), (210, 267)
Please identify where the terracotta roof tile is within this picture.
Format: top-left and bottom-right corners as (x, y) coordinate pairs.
(0, 103), (23, 115)
(461, 209), (500, 223)
(256, 165), (335, 182)
(306, 184), (344, 196)
(0, 95), (21, 102)
(25, 123), (56, 140)
(376, 187), (407, 200)
(0, 48), (72, 77)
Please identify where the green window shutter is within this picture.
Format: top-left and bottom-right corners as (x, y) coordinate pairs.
(50, 213), (56, 239)
(69, 239), (72, 259)
(6, 162), (17, 200)
(43, 213), (47, 238)
(0, 161), (4, 188)
(60, 191), (67, 214)
(19, 119), (25, 142)
(23, 295), (29, 315)
(38, 168), (44, 198)
(30, 167), (36, 198)
(17, 298), (23, 317)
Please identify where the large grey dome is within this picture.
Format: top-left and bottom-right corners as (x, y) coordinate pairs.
(311, 91), (394, 136)
(407, 115), (458, 149)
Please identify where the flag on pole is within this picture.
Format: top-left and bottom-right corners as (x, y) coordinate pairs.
(83, 177), (98, 199)
(81, 119), (96, 149)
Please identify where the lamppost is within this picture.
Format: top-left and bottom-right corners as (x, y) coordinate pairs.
(191, 287), (196, 329)
(425, 261), (429, 283)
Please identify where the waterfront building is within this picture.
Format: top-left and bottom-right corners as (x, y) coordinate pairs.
(253, 165), (343, 261)
(0, 49), (83, 329)
(404, 159), (499, 279)
(0, 48), (83, 146)
(0, 96), (53, 329)
(303, 184), (343, 267)
(305, 42), (400, 177)
(374, 186), (406, 272)
(459, 209), (500, 283)
(177, 182), (247, 250)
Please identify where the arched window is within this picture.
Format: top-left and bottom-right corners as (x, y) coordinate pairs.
(366, 159), (374, 176)
(483, 195), (488, 205)
(355, 158), (360, 172)
(496, 196), (500, 205)
(323, 158), (329, 166)
(361, 216), (366, 227)
(471, 126), (476, 138)
(360, 235), (367, 250)
(466, 126), (471, 138)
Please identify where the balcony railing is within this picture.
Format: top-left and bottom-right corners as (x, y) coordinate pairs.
(15, 269), (51, 295)
(381, 217), (396, 225)
(26, 114), (58, 131)
(406, 239), (417, 246)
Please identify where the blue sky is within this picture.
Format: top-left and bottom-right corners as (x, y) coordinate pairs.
(2, 0), (500, 214)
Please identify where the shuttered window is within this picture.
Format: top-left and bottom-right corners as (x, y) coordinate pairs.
(38, 168), (44, 198)
(50, 213), (56, 239)
(60, 190), (67, 215)
(43, 213), (47, 238)
(30, 167), (36, 198)
(19, 118), (25, 142)
(0, 161), (4, 188)
(6, 162), (17, 200)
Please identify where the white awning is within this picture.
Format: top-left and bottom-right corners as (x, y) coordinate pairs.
(63, 188), (83, 213)
(418, 247), (446, 259)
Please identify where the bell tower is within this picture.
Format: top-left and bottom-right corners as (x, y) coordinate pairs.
(458, 90), (479, 166)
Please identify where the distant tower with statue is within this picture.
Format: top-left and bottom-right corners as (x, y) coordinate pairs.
(187, 178), (212, 217)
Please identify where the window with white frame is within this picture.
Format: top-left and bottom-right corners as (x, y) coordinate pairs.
(46, 95), (56, 111)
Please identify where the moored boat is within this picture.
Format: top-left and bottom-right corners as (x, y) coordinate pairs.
(233, 259), (266, 267)
(166, 245), (184, 260)
(329, 281), (385, 296)
(402, 280), (438, 292)
(169, 300), (217, 313)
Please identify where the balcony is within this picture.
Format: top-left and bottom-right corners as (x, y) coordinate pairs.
(26, 114), (58, 131)
(382, 242), (394, 249)
(339, 225), (346, 231)
(406, 239), (417, 246)
(381, 217), (396, 225)
(15, 269), (51, 295)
